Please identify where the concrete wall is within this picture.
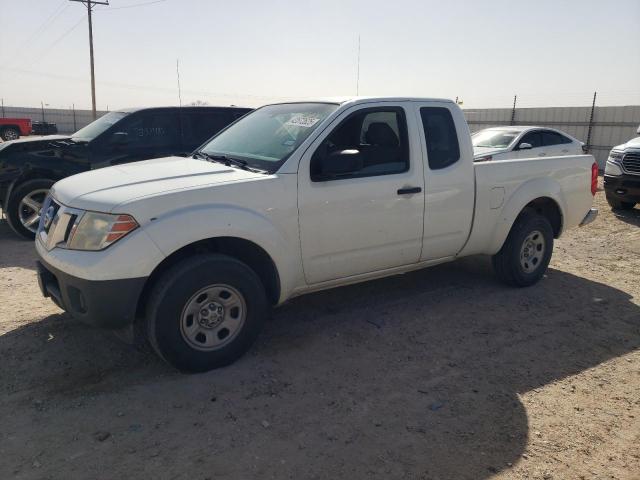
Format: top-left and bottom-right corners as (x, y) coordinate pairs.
(2, 104), (639, 168)
(1, 106), (107, 135)
(463, 105), (640, 168)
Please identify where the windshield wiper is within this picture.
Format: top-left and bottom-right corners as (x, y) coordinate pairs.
(193, 152), (267, 174)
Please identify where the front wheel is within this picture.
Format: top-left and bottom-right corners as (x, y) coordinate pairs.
(146, 254), (269, 373)
(606, 194), (635, 211)
(492, 210), (554, 287)
(6, 179), (55, 240)
(1, 127), (20, 141)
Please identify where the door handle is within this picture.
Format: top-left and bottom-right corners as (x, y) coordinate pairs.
(397, 186), (422, 195)
(538, 152), (547, 157)
(561, 149), (569, 153)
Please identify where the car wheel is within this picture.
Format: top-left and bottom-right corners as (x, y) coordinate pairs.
(492, 209), (554, 287)
(0, 127), (20, 141)
(606, 194), (635, 211)
(5, 179), (55, 240)
(146, 254), (269, 373)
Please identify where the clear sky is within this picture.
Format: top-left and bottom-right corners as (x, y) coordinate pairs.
(1, 0), (639, 110)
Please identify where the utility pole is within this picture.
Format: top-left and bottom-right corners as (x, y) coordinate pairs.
(510, 95), (517, 125)
(356, 35), (361, 96)
(585, 91), (597, 154)
(69, 0), (109, 120)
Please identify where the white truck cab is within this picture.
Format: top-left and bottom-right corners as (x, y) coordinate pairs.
(35, 97), (598, 372)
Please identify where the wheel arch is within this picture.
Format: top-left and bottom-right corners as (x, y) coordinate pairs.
(488, 177), (566, 254)
(136, 236), (281, 319)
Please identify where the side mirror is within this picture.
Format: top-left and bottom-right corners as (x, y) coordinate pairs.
(317, 149), (363, 179)
(518, 142), (533, 150)
(636, 125), (640, 135)
(111, 132), (129, 145)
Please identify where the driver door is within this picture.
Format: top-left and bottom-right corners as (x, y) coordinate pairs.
(297, 103), (425, 284)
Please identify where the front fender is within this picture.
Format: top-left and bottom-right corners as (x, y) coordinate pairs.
(487, 176), (566, 254)
(142, 203), (302, 302)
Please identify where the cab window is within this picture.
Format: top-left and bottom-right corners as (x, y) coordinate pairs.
(311, 107), (409, 181)
(117, 111), (180, 148)
(180, 110), (236, 149)
(519, 131), (543, 149)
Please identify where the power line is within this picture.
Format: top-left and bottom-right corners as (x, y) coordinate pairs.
(28, 16), (86, 65)
(5, 2), (69, 65)
(96, 0), (166, 11)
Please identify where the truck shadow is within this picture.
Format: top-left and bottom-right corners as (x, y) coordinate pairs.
(612, 207), (640, 227)
(0, 258), (638, 479)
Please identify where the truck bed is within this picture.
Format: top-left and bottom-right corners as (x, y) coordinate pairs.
(460, 154), (596, 257)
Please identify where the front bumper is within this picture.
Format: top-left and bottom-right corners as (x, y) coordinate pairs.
(36, 256), (147, 329)
(603, 174), (640, 203)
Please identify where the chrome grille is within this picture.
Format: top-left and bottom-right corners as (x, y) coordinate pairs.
(622, 151), (640, 175)
(37, 196), (84, 250)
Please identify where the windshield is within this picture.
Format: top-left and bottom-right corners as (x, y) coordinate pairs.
(472, 129), (520, 148)
(72, 111), (129, 141)
(200, 103), (339, 172)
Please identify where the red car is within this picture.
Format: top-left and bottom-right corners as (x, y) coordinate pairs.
(0, 118), (32, 141)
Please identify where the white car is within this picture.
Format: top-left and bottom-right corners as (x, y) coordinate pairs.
(35, 97), (598, 372)
(472, 126), (584, 162)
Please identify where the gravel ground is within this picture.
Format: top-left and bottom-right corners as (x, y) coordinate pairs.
(0, 182), (638, 480)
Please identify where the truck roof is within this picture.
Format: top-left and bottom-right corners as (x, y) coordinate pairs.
(264, 96), (456, 106)
(113, 105), (253, 114)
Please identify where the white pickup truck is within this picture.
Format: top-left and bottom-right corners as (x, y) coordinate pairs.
(35, 97), (599, 372)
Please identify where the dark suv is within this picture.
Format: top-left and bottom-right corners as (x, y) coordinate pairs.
(0, 106), (251, 238)
(603, 125), (640, 211)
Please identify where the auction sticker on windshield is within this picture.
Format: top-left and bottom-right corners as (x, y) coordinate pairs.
(285, 114), (321, 128)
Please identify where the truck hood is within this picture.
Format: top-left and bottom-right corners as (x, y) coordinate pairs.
(473, 146), (508, 157)
(0, 134), (72, 153)
(613, 136), (640, 151)
(51, 156), (264, 213)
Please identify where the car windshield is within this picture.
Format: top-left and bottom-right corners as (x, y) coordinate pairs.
(199, 103), (339, 172)
(472, 129), (520, 148)
(72, 111), (129, 141)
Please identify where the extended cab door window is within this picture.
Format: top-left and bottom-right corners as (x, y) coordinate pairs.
(419, 107), (460, 170)
(417, 104), (474, 261)
(298, 104), (424, 284)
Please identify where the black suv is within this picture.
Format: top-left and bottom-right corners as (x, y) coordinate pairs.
(0, 106), (251, 239)
(603, 125), (640, 211)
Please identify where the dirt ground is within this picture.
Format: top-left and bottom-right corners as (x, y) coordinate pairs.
(0, 182), (639, 480)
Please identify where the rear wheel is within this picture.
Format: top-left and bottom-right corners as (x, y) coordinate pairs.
(6, 179), (55, 240)
(492, 210), (554, 287)
(146, 254), (269, 373)
(606, 193), (635, 211)
(0, 127), (20, 141)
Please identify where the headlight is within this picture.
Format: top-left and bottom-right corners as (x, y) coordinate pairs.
(607, 151), (623, 163)
(67, 212), (139, 251)
(605, 160), (623, 176)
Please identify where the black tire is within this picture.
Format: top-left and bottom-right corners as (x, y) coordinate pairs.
(606, 194), (635, 211)
(146, 254), (269, 373)
(492, 210), (554, 287)
(6, 179), (55, 240)
(0, 127), (20, 141)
